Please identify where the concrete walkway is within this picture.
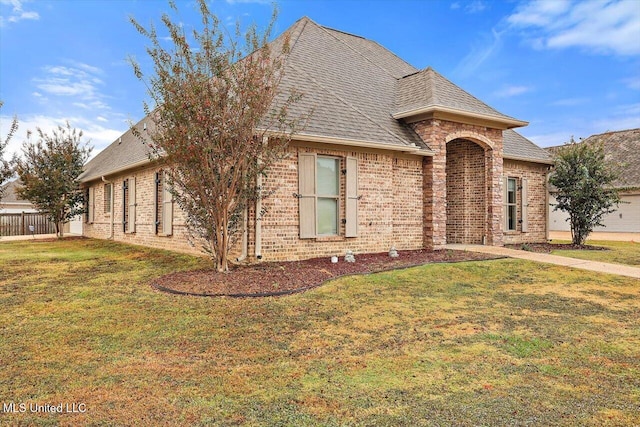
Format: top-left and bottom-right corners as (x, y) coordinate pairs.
(0, 233), (81, 242)
(447, 244), (640, 279)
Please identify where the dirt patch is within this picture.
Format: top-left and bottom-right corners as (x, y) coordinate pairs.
(505, 243), (609, 253)
(152, 249), (503, 297)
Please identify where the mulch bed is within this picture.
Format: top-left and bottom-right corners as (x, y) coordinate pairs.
(505, 243), (609, 253)
(152, 249), (504, 298)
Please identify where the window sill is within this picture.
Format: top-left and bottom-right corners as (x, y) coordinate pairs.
(314, 235), (344, 242)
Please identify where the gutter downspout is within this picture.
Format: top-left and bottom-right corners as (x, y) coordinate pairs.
(101, 176), (114, 239)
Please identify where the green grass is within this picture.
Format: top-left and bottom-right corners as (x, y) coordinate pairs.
(1, 238), (639, 426)
(550, 239), (640, 266)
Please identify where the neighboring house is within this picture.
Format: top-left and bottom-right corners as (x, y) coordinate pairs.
(548, 128), (640, 236)
(79, 17), (552, 261)
(0, 180), (38, 214)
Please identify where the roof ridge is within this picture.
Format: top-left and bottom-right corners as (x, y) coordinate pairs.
(316, 23), (402, 80)
(288, 61), (413, 147)
(319, 25), (365, 39)
(588, 128), (640, 137)
(281, 16), (310, 53)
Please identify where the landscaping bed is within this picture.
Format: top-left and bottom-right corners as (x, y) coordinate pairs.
(506, 242), (609, 253)
(153, 249), (503, 297)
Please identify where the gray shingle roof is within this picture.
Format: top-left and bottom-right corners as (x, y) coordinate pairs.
(503, 129), (553, 164)
(0, 180), (30, 204)
(79, 118), (153, 182)
(547, 128), (640, 189)
(81, 16), (549, 182)
(394, 68), (526, 127)
(272, 18), (427, 149)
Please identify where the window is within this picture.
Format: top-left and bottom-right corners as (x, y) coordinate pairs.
(504, 176), (530, 233)
(317, 157), (340, 235)
(155, 171), (173, 236)
(506, 177), (517, 231)
(103, 183), (112, 214)
(298, 153), (358, 238)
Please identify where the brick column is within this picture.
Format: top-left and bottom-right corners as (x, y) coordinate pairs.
(486, 144), (504, 245)
(413, 120), (447, 249)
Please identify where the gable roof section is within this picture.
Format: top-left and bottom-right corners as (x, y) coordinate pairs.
(547, 128), (640, 189)
(503, 129), (553, 164)
(393, 68), (527, 129)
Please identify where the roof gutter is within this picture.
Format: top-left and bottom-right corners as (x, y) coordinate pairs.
(81, 159), (152, 184)
(392, 105), (529, 129)
(261, 130), (434, 156)
(504, 154), (554, 165)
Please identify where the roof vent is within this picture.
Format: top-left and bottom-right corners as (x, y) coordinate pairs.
(143, 122), (147, 131)
(118, 137), (122, 144)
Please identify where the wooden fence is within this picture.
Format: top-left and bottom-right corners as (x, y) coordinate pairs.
(0, 212), (56, 236)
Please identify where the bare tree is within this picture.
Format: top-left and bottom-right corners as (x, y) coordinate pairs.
(129, 0), (303, 271)
(15, 123), (92, 237)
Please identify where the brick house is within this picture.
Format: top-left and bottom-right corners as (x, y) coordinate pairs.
(79, 17), (552, 261)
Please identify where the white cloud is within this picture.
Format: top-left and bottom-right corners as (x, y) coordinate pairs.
(465, 1), (487, 14)
(507, 0), (640, 56)
(594, 102), (640, 131)
(494, 85), (533, 97)
(453, 28), (504, 77)
(507, 0), (570, 27)
(525, 130), (575, 147)
(450, 0), (487, 13)
(0, 0), (39, 27)
(623, 75), (640, 90)
(0, 114), (126, 159)
(550, 97), (590, 106)
(525, 102), (640, 147)
(33, 62), (110, 113)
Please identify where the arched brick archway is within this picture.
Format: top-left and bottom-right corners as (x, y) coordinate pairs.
(446, 138), (488, 244)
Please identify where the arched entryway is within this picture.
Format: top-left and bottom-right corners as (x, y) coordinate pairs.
(446, 138), (488, 244)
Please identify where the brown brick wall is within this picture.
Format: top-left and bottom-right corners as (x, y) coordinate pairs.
(83, 166), (203, 256)
(83, 143), (426, 262)
(255, 142), (424, 261)
(503, 159), (549, 244)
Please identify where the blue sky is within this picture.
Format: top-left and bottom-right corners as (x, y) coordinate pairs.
(1, 0), (639, 158)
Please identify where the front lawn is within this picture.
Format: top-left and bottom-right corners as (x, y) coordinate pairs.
(550, 240), (640, 266)
(1, 239), (638, 426)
